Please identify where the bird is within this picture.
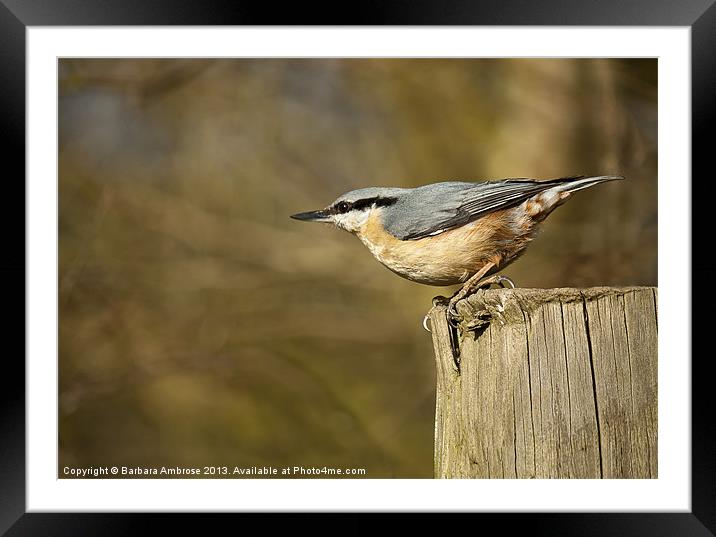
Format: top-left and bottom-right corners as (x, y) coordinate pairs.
(291, 175), (623, 321)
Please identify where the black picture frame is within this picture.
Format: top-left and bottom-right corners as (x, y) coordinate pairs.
(4, 1), (713, 534)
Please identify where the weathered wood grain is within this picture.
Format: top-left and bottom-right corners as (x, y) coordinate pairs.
(429, 287), (657, 479)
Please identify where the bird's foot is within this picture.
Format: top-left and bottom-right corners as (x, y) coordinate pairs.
(446, 274), (517, 325)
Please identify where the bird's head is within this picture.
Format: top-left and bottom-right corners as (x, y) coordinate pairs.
(291, 187), (407, 234)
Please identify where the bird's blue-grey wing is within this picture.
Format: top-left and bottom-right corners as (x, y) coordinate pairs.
(383, 177), (581, 240)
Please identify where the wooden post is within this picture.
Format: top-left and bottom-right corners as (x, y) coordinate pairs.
(429, 287), (657, 479)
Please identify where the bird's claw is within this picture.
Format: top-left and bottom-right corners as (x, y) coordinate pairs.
(426, 296), (461, 370)
(424, 295), (450, 332)
(422, 314), (431, 332)
(447, 301), (461, 326)
(475, 274), (516, 290)
(493, 275), (516, 289)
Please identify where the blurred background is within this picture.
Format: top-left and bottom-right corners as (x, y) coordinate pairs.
(59, 58), (657, 478)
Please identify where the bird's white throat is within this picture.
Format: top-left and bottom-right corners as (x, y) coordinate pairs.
(333, 207), (372, 233)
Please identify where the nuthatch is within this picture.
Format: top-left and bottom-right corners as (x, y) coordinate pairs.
(291, 175), (623, 322)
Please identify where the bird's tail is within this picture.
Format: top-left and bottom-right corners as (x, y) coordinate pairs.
(526, 175), (624, 222)
(555, 175), (625, 194)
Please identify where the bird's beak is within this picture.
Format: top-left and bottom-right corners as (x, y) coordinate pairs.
(290, 209), (332, 223)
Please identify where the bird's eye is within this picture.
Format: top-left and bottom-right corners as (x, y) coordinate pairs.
(336, 201), (351, 213)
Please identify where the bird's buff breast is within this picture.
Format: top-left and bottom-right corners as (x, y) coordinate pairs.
(355, 208), (533, 286)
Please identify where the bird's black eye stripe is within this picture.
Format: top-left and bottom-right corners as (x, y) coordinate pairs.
(352, 197), (398, 211)
(332, 196), (397, 214)
(375, 197), (398, 208)
(350, 198), (374, 211)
